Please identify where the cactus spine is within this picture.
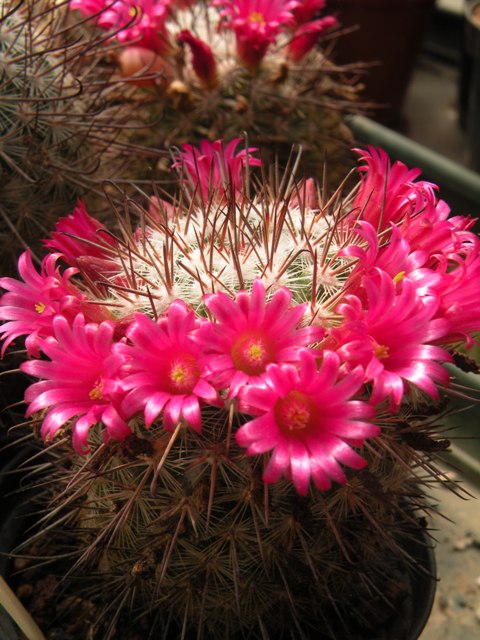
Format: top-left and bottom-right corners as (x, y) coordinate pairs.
(0, 0), (148, 274)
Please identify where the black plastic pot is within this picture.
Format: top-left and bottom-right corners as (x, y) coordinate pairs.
(0, 439), (37, 571)
(0, 444), (40, 639)
(386, 535), (437, 640)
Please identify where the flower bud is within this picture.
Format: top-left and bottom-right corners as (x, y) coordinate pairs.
(176, 30), (218, 89)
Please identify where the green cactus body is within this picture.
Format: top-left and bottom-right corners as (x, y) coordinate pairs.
(27, 410), (437, 640)
(5, 151), (453, 639)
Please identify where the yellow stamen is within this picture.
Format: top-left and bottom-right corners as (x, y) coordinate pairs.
(275, 391), (313, 433)
(393, 271), (406, 284)
(249, 11), (265, 24)
(168, 357), (200, 393)
(373, 343), (389, 360)
(89, 378), (104, 401)
(284, 404), (310, 431)
(231, 333), (272, 376)
(171, 366), (186, 383)
(34, 302), (45, 314)
(248, 343), (264, 362)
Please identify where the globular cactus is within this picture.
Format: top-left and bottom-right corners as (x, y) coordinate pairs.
(69, 0), (364, 186)
(2, 142), (476, 639)
(0, 0), (152, 275)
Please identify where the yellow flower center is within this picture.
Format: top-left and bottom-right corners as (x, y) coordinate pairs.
(393, 271), (406, 284)
(373, 342), (389, 360)
(231, 333), (273, 376)
(167, 356), (200, 394)
(249, 11), (265, 24)
(247, 343), (263, 361)
(35, 302), (46, 314)
(275, 391), (313, 433)
(89, 377), (105, 401)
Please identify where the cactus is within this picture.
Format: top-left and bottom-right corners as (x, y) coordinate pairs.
(0, 0), (151, 275)
(68, 0), (364, 186)
(2, 142), (477, 639)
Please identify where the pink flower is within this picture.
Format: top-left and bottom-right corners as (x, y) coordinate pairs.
(70, 0), (170, 54)
(43, 201), (123, 287)
(216, 0), (299, 68)
(44, 200), (118, 268)
(288, 16), (337, 62)
(0, 251), (93, 357)
(349, 147), (438, 232)
(341, 221), (441, 299)
(341, 209), (480, 350)
(399, 196), (477, 261)
(117, 301), (220, 432)
(333, 270), (452, 409)
(176, 30), (217, 88)
(70, 0), (105, 14)
(347, 147), (477, 265)
(433, 243), (480, 344)
(172, 138), (261, 202)
(20, 314), (131, 453)
(236, 350), (378, 495)
(197, 279), (325, 398)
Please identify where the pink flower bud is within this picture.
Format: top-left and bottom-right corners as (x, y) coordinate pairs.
(291, 0), (327, 25)
(288, 16), (337, 62)
(176, 30), (217, 88)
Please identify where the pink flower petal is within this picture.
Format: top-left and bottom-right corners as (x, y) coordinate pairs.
(144, 392), (170, 427)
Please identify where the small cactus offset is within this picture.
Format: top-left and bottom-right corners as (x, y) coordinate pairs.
(2, 142), (478, 638)
(0, 0), (151, 274)
(68, 0), (363, 183)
